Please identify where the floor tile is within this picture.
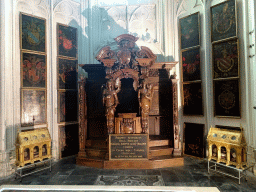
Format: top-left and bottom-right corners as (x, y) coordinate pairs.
(1, 155), (256, 192)
(146, 169), (161, 175)
(71, 167), (100, 176)
(161, 174), (181, 183)
(214, 182), (241, 192)
(123, 169), (147, 175)
(177, 175), (195, 182)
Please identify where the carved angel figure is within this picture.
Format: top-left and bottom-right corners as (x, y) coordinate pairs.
(138, 80), (154, 133)
(102, 79), (121, 134)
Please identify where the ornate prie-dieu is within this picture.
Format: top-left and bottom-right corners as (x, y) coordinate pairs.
(96, 34), (157, 134)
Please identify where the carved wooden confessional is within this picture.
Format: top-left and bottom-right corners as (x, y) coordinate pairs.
(77, 34), (182, 168)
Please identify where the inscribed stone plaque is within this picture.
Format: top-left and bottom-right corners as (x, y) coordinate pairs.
(109, 134), (148, 160)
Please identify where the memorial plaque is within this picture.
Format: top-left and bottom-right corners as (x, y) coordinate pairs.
(109, 134), (148, 160)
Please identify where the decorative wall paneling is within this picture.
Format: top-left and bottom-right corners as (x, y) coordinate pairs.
(53, 0), (80, 159)
(211, 0), (240, 118)
(176, 0), (254, 160)
(176, 0), (207, 158)
(56, 23), (79, 158)
(179, 12), (203, 117)
(20, 13), (47, 128)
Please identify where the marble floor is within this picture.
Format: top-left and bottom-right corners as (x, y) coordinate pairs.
(1, 155), (256, 192)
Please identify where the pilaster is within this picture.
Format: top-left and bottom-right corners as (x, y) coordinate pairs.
(78, 78), (87, 157)
(0, 0), (16, 178)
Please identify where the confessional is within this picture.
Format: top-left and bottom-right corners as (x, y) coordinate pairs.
(76, 34), (183, 169)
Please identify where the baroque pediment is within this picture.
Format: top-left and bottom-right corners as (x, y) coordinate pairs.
(96, 34), (157, 81)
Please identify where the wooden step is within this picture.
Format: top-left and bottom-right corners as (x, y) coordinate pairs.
(77, 156), (184, 169)
(149, 155), (173, 160)
(149, 139), (169, 147)
(86, 148), (107, 159)
(149, 146), (173, 158)
(85, 139), (107, 148)
(149, 135), (168, 140)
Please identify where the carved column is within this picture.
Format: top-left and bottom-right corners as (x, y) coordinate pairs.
(78, 79), (87, 157)
(172, 78), (181, 156)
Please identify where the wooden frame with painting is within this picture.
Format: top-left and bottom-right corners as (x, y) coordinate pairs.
(212, 38), (239, 79)
(20, 13), (46, 53)
(57, 58), (78, 90)
(211, 0), (237, 43)
(179, 12), (200, 50)
(21, 52), (47, 88)
(21, 89), (47, 126)
(214, 79), (240, 118)
(182, 82), (203, 116)
(57, 23), (78, 58)
(58, 90), (78, 123)
(181, 47), (201, 82)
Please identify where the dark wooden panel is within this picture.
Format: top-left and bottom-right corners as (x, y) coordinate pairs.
(60, 124), (79, 158)
(82, 65), (107, 139)
(87, 117), (107, 139)
(183, 123), (205, 158)
(116, 78), (140, 114)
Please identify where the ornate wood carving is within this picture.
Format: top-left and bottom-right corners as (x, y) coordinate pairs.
(96, 34), (157, 135)
(171, 78), (181, 156)
(102, 80), (119, 134)
(78, 78), (87, 157)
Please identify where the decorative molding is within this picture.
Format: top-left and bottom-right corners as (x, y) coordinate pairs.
(176, 0), (203, 17)
(54, 0), (80, 25)
(128, 5), (156, 43)
(149, 69), (159, 77)
(78, 79), (87, 157)
(16, 0), (49, 16)
(176, 2), (186, 17)
(100, 6), (127, 45)
(194, 0), (204, 8)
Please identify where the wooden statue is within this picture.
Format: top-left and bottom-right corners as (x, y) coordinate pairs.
(138, 80), (154, 133)
(102, 79), (120, 134)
